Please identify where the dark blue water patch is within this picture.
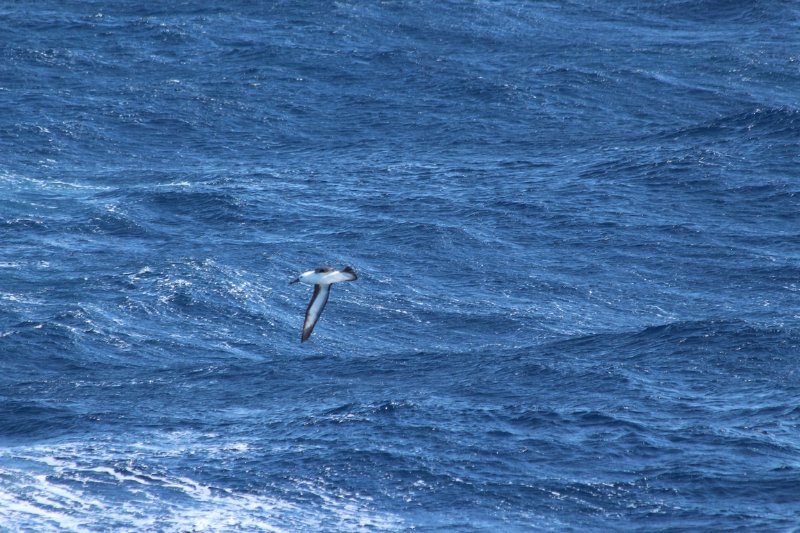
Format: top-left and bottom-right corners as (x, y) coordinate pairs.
(651, 0), (798, 25)
(0, 400), (81, 442)
(546, 319), (800, 377)
(0, 216), (49, 236)
(667, 106), (800, 141)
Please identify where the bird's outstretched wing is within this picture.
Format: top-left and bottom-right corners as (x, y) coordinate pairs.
(302, 284), (331, 342)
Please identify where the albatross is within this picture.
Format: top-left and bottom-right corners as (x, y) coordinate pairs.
(290, 266), (357, 342)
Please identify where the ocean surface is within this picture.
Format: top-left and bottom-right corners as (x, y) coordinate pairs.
(1, 1), (799, 531)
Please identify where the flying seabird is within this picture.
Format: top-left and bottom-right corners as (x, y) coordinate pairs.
(290, 266), (357, 342)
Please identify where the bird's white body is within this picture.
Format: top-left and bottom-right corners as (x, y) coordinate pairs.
(296, 269), (356, 286)
(291, 266), (357, 342)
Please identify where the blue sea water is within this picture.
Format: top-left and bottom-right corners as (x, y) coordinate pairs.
(1, 0), (799, 530)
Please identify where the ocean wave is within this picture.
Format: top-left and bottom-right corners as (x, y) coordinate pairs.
(658, 106), (800, 141)
(0, 435), (402, 532)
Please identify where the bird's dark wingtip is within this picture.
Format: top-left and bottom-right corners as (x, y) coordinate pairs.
(342, 266), (358, 280)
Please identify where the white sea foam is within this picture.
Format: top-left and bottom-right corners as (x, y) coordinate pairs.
(0, 172), (113, 192)
(0, 434), (402, 532)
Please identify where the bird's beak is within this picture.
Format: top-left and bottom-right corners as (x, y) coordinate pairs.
(289, 277), (299, 285)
